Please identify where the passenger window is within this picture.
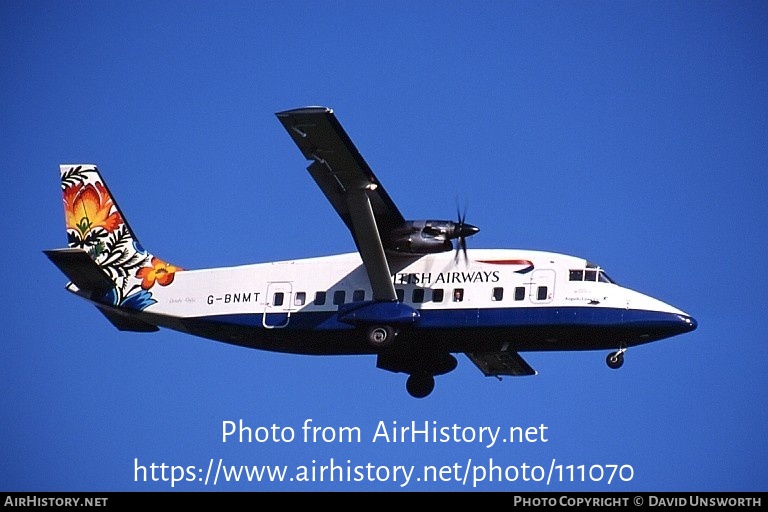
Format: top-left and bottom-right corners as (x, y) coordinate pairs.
(537, 286), (548, 301)
(432, 289), (444, 302)
(569, 270), (583, 281)
(353, 289), (365, 302)
(514, 287), (525, 301)
(273, 292), (284, 306)
(314, 291), (326, 305)
(294, 292), (306, 306)
(333, 290), (345, 305)
(412, 288), (425, 303)
(492, 287), (503, 301)
(396, 289), (405, 302)
(453, 288), (464, 302)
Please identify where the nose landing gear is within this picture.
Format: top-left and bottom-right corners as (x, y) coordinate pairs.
(606, 345), (627, 369)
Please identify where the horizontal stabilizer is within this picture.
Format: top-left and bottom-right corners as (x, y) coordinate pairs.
(96, 306), (159, 332)
(44, 248), (114, 294)
(466, 351), (537, 377)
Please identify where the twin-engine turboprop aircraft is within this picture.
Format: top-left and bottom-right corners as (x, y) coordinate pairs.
(45, 107), (697, 398)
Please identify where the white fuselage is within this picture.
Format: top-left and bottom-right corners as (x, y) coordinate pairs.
(143, 248), (689, 334)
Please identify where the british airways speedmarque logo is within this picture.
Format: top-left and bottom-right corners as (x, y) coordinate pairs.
(474, 259), (535, 274)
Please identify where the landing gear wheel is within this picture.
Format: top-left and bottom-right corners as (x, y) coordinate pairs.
(406, 373), (435, 398)
(606, 351), (624, 369)
(366, 325), (396, 348)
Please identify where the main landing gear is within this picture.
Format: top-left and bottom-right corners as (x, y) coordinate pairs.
(366, 325), (456, 399)
(404, 354), (458, 399)
(606, 346), (627, 369)
(406, 373), (435, 399)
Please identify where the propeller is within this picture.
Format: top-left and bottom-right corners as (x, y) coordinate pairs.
(453, 203), (479, 264)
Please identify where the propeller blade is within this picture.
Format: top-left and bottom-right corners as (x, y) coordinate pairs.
(453, 199), (478, 264)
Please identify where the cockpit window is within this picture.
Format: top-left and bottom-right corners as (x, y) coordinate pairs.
(598, 271), (615, 284)
(569, 268), (616, 284)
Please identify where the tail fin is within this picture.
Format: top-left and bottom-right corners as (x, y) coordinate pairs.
(45, 164), (182, 319)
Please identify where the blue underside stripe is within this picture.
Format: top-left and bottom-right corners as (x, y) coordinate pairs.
(197, 306), (683, 331)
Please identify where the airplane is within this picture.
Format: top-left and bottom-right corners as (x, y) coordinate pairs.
(45, 106), (698, 398)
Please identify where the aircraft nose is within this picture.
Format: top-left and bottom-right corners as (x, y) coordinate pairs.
(678, 314), (697, 333)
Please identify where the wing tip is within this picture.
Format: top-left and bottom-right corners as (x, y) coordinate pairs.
(275, 106), (333, 117)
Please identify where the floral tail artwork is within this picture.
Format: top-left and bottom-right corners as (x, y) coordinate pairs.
(49, 164), (183, 314)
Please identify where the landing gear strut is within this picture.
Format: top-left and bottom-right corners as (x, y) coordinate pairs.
(606, 346), (626, 369)
(406, 373), (435, 398)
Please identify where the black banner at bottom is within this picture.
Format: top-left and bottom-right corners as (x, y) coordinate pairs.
(2, 492), (766, 505)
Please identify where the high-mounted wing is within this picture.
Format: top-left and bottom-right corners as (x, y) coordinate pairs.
(276, 107), (401, 301)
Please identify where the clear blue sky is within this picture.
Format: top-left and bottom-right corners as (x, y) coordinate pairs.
(2, 0), (766, 491)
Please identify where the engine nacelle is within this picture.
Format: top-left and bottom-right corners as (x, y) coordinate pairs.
(389, 220), (456, 254)
(388, 219), (479, 255)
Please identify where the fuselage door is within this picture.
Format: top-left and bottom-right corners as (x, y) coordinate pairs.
(262, 281), (293, 328)
(528, 269), (555, 304)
